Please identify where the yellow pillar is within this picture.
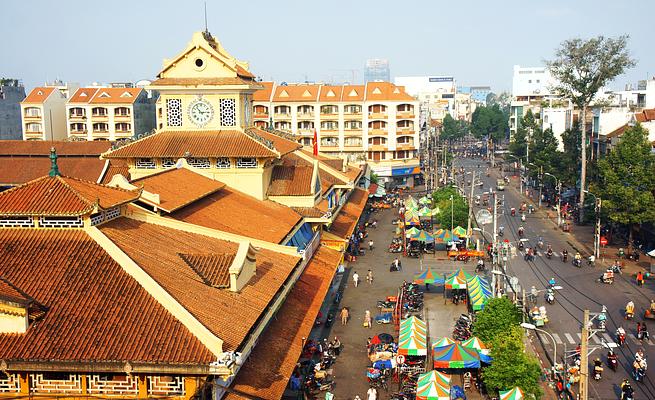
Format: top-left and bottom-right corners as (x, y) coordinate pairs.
(184, 377), (198, 400)
(80, 374), (88, 395)
(19, 373), (29, 395)
(137, 375), (148, 398)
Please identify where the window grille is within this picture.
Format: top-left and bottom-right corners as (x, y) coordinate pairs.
(188, 158), (210, 169)
(166, 99), (182, 126)
(236, 158), (257, 168)
(162, 158), (175, 168)
(0, 374), (20, 393)
(87, 375), (138, 395)
(135, 158), (156, 169)
(38, 216), (83, 229)
(147, 376), (185, 396)
(220, 98), (236, 126)
(0, 216), (34, 228)
(30, 374), (82, 394)
(216, 157), (231, 169)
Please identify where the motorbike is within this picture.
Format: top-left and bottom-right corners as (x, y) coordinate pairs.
(598, 272), (614, 284)
(521, 214), (526, 222)
(617, 328), (626, 346)
(625, 311), (634, 320)
(518, 229), (524, 237)
(511, 208), (516, 217)
(593, 365), (603, 380)
(546, 249), (553, 259)
(573, 258), (582, 268)
(562, 253), (568, 263)
(608, 350), (618, 371)
(545, 289), (555, 305)
(475, 262), (486, 273)
(633, 366), (645, 382)
(498, 227), (504, 237)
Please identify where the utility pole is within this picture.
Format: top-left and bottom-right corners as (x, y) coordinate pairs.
(538, 166), (543, 208)
(595, 199), (602, 259)
(580, 310), (590, 400)
(466, 171), (476, 248)
(492, 189), (498, 267)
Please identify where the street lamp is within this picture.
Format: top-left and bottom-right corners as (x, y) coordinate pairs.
(521, 322), (559, 377)
(543, 172), (561, 228)
(449, 195), (454, 234)
(583, 190), (602, 259)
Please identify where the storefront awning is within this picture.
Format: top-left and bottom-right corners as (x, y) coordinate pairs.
(329, 188), (368, 240)
(226, 246), (343, 399)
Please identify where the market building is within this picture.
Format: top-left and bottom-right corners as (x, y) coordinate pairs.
(253, 81), (420, 186)
(0, 31), (371, 400)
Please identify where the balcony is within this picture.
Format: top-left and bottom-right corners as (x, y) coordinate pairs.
(69, 113), (86, 120)
(23, 114), (42, 120)
(274, 112), (291, 119)
(253, 112), (269, 119)
(368, 144), (387, 152)
(396, 127), (415, 135)
(320, 144), (340, 151)
(297, 112), (315, 119)
(343, 130), (363, 137)
(396, 144), (416, 151)
(69, 129), (87, 135)
(24, 131), (43, 137)
(397, 112), (415, 119)
(368, 112), (387, 119)
(368, 128), (388, 135)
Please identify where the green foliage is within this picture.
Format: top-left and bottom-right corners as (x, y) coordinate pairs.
(431, 186), (468, 228)
(370, 172), (379, 185)
(441, 114), (469, 141)
(595, 124), (655, 231)
(471, 105), (508, 141)
(472, 297), (521, 342)
(547, 36), (636, 107)
(482, 326), (544, 399)
(486, 92), (511, 116)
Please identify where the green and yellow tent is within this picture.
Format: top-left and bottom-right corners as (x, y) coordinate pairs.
(499, 387), (524, 400)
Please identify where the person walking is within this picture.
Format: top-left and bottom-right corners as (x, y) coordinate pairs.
(368, 239), (374, 251)
(353, 271), (360, 287)
(367, 386), (377, 400)
(340, 307), (349, 325)
(364, 310), (372, 329)
(366, 269), (373, 284)
(637, 271), (644, 286)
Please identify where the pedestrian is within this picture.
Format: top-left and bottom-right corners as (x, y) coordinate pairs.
(367, 386), (378, 400)
(340, 307), (349, 325)
(366, 269), (373, 284)
(368, 239), (374, 251)
(353, 271), (360, 287)
(364, 310), (372, 328)
(637, 271), (644, 286)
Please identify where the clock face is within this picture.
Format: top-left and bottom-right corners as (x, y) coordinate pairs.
(188, 98), (213, 127)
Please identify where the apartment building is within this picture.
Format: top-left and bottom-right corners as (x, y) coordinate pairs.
(0, 79), (26, 140)
(20, 87), (68, 141)
(253, 81), (421, 184)
(66, 87), (156, 141)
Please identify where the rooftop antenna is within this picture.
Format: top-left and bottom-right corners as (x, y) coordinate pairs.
(204, 2), (208, 33)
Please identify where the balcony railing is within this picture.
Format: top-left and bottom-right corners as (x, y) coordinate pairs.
(397, 112), (415, 119)
(368, 112), (388, 119)
(297, 112), (315, 118)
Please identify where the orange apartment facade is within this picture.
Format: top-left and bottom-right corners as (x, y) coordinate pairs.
(66, 87), (156, 141)
(20, 87), (68, 141)
(253, 81), (421, 184)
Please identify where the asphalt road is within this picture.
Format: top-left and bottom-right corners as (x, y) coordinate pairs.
(453, 157), (655, 400)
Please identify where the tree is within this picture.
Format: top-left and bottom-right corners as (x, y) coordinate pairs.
(482, 326), (544, 399)
(441, 115), (469, 141)
(472, 297), (521, 342)
(546, 35), (636, 220)
(431, 186), (469, 229)
(471, 105), (508, 142)
(595, 124), (655, 245)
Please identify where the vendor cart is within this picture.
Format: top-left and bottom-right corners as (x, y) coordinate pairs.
(530, 306), (549, 327)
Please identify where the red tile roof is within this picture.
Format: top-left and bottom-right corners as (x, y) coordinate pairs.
(342, 85), (365, 101)
(0, 140), (111, 156)
(227, 246), (342, 399)
(170, 186), (301, 244)
(0, 175), (139, 216)
(0, 158), (108, 186)
(178, 253), (233, 288)
(318, 85), (344, 102)
(89, 88), (142, 104)
(329, 188), (368, 239)
(22, 87), (55, 104)
(268, 165), (314, 196)
(253, 82), (274, 101)
(366, 81), (415, 101)
(131, 168), (225, 213)
(290, 206), (325, 218)
(103, 130), (280, 159)
(100, 160), (131, 184)
(0, 276), (29, 304)
(150, 77), (256, 87)
(0, 229), (215, 364)
(249, 127), (302, 155)
(68, 87), (100, 104)
(99, 218), (301, 352)
(272, 84), (320, 102)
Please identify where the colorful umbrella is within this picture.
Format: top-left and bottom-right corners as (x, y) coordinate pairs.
(445, 269), (473, 290)
(416, 378), (450, 400)
(461, 337), (489, 354)
(406, 227), (421, 237)
(432, 337), (455, 348)
(453, 226), (468, 238)
(405, 196), (418, 209)
(435, 229), (459, 243)
(418, 206), (433, 218)
(413, 268), (444, 285)
(499, 387), (524, 400)
(405, 213), (420, 226)
(467, 276), (492, 311)
(398, 331), (427, 356)
(419, 195), (432, 205)
(432, 343), (481, 369)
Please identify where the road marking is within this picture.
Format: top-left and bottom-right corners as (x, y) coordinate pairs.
(564, 333), (576, 344)
(577, 333), (582, 342)
(602, 333), (614, 343)
(590, 333), (601, 344)
(552, 333), (563, 344)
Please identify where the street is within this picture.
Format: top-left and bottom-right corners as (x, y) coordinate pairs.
(455, 157), (655, 400)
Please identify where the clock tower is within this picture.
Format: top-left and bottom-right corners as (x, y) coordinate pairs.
(149, 31), (262, 132)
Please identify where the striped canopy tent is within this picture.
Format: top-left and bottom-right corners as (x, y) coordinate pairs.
(453, 226), (469, 238)
(432, 342), (481, 369)
(404, 210), (420, 226)
(400, 316), (427, 336)
(411, 230), (435, 243)
(445, 269), (473, 290)
(435, 229), (460, 243)
(405, 196), (418, 210)
(432, 337), (456, 348)
(419, 195), (432, 205)
(416, 371), (451, 400)
(418, 206), (433, 218)
(413, 268), (445, 285)
(499, 387), (524, 400)
(406, 227), (421, 237)
(430, 207), (441, 216)
(418, 370), (451, 390)
(462, 336), (489, 354)
(399, 317), (427, 356)
(467, 276), (493, 311)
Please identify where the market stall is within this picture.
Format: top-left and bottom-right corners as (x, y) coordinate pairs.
(416, 370), (451, 400)
(398, 317), (428, 356)
(432, 342), (481, 369)
(432, 337), (456, 348)
(461, 336), (492, 364)
(453, 226), (469, 238)
(413, 267), (445, 287)
(467, 276), (493, 311)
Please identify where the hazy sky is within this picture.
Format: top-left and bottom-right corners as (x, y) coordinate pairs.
(2, 0), (653, 93)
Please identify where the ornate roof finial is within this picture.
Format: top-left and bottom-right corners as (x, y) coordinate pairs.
(49, 147), (60, 177)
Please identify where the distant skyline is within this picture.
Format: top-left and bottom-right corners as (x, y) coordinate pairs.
(2, 0), (653, 93)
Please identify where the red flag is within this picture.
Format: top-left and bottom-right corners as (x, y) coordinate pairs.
(313, 128), (318, 156)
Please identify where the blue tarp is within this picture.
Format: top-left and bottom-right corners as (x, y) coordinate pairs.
(287, 222), (314, 250)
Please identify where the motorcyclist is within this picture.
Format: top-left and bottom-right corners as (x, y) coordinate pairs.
(537, 236), (544, 249)
(498, 226), (504, 236)
(616, 326), (626, 346)
(588, 254), (595, 266)
(546, 245), (553, 258)
(621, 379), (634, 400)
(531, 285), (538, 302)
(626, 301), (635, 318)
(562, 249), (569, 262)
(573, 252), (582, 267)
(549, 277), (556, 288)
(510, 207), (516, 216)
(518, 226), (524, 236)
(518, 240), (524, 251)
(593, 358), (603, 380)
(521, 213), (526, 222)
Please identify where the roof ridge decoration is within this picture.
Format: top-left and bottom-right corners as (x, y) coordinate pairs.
(48, 147), (60, 177)
(108, 129), (157, 152)
(264, 127), (297, 142)
(244, 128), (277, 153)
